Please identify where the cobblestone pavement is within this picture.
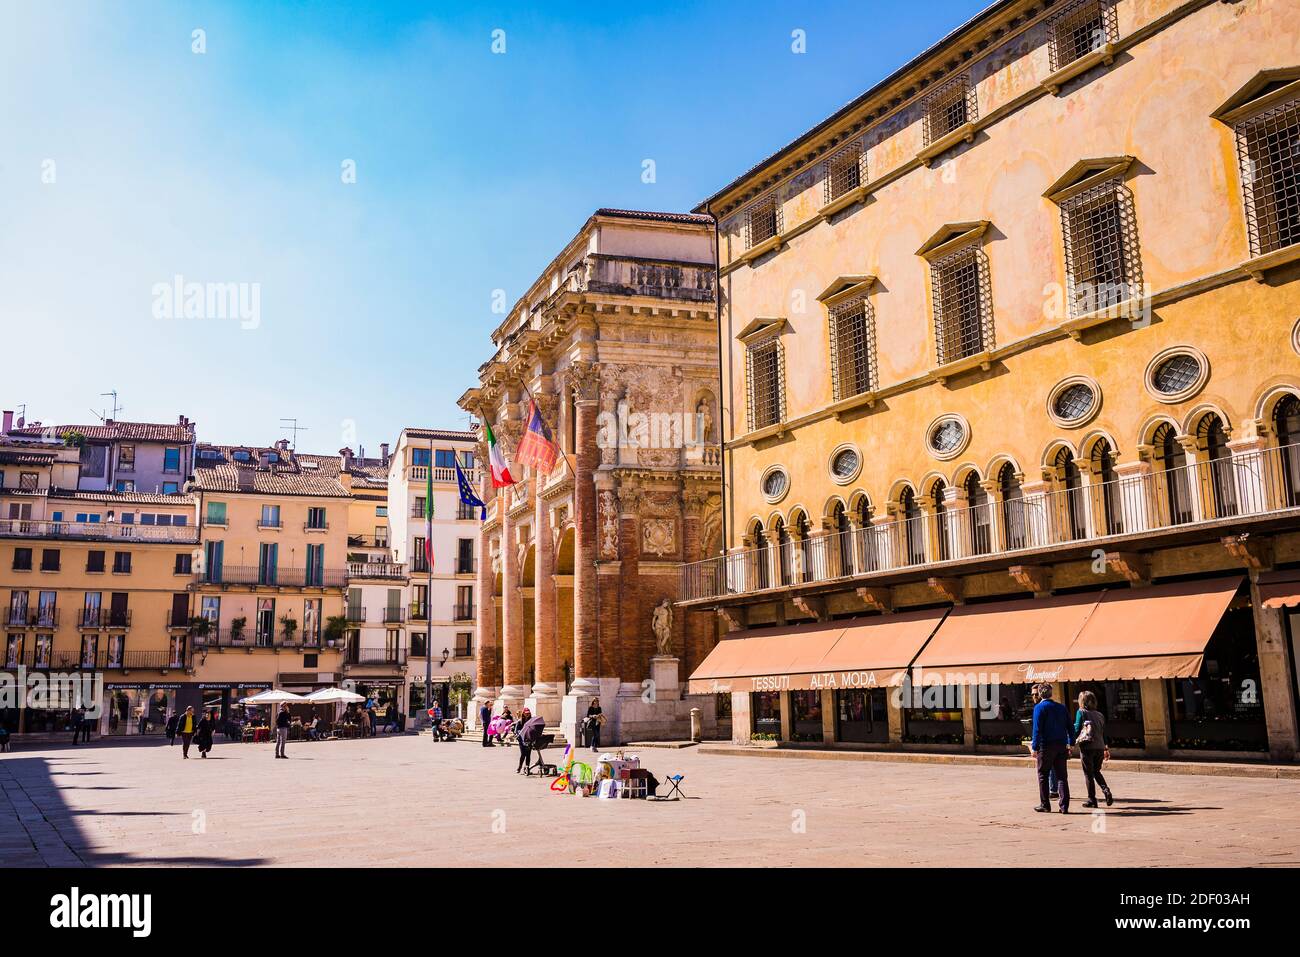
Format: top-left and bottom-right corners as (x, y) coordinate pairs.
(3, 735), (1298, 867)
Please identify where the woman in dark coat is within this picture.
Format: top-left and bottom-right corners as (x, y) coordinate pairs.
(194, 710), (216, 758)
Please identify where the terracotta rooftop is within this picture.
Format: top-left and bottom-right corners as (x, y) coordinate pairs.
(594, 208), (714, 225)
(189, 446), (351, 498)
(11, 419), (196, 444)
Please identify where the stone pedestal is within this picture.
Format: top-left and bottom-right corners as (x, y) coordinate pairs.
(649, 656), (681, 702)
(469, 686), (500, 729)
(524, 681), (563, 726)
(496, 684), (530, 717)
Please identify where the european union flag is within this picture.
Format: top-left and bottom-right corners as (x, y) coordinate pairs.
(454, 456), (487, 520)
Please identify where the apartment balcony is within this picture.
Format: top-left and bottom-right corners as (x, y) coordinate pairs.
(346, 606), (367, 623)
(303, 521), (330, 532)
(190, 628), (331, 652)
(4, 609), (59, 628)
(345, 647), (408, 668)
(408, 603), (428, 622)
(542, 253), (715, 307)
(381, 607), (406, 624)
(29, 648), (189, 671)
(76, 610), (132, 630)
(455, 559), (477, 575)
(407, 466), (482, 486)
(347, 534), (390, 549)
(0, 519), (199, 544)
(347, 561), (407, 581)
(452, 603), (475, 622)
(680, 442), (1300, 604)
(196, 565), (348, 588)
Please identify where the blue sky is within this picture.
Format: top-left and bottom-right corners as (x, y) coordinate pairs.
(0, 0), (989, 453)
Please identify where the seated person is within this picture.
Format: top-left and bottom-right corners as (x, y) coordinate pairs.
(307, 716), (322, 741)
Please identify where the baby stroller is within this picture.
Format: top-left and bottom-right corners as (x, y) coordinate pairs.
(487, 714), (515, 746)
(520, 716), (556, 776)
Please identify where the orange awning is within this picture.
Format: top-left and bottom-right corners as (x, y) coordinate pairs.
(687, 608), (947, 695)
(1258, 569), (1300, 609)
(913, 576), (1242, 684)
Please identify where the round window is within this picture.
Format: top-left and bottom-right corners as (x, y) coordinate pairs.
(930, 419), (965, 454)
(1144, 347), (1209, 404)
(831, 448), (860, 480)
(1151, 354), (1201, 395)
(761, 467), (789, 503)
(1052, 382), (1095, 423)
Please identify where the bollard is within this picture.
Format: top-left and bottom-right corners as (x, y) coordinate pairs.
(690, 707), (702, 743)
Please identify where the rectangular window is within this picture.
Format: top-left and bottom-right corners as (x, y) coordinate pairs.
(260, 504), (281, 527)
(454, 632), (474, 658)
(206, 501), (227, 525)
(454, 585), (474, 621)
(306, 507), (327, 529)
(375, 506), (388, 517)
(824, 141), (864, 204)
(174, 552), (192, 574)
(13, 548), (32, 571)
(1235, 95), (1300, 256)
(112, 551), (132, 574)
(922, 73), (976, 145)
(7, 590), (28, 627)
(305, 543), (324, 587)
(41, 549), (60, 572)
(163, 447), (181, 473)
(745, 337), (785, 431)
(37, 591), (56, 627)
(745, 195), (781, 249)
(457, 538), (474, 574)
(162, 482), (179, 494)
(929, 243), (993, 365)
(303, 599), (320, 644)
(457, 501), (476, 520)
(82, 591), (102, 627)
(412, 537), (428, 573)
(459, 451), (475, 470)
(829, 296), (877, 399)
(411, 632), (428, 657)
(204, 540), (224, 583)
(86, 550), (106, 573)
(19, 472), (39, 491)
(118, 444), (136, 471)
(114, 480), (135, 492)
(1060, 177), (1141, 317)
(258, 543), (278, 585)
(256, 597), (275, 646)
(412, 448), (432, 467)
(1047, 0), (1117, 73)
(435, 449), (457, 469)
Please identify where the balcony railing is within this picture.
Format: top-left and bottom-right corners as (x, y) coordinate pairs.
(452, 603), (475, 622)
(19, 648), (192, 671)
(347, 561), (407, 580)
(347, 647), (408, 667)
(0, 519), (199, 544)
(346, 606), (367, 623)
(197, 565), (348, 588)
(407, 465), (481, 485)
(681, 442), (1300, 602)
(347, 534), (390, 549)
(382, 607), (406, 624)
(76, 610), (133, 630)
(409, 603), (428, 622)
(191, 628), (329, 650)
(4, 608), (60, 628)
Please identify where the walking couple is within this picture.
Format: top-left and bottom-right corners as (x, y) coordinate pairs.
(1030, 683), (1113, 814)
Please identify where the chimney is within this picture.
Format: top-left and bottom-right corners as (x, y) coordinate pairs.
(275, 438), (290, 452)
(380, 442), (390, 466)
(339, 447), (354, 471)
(1, 411), (12, 435)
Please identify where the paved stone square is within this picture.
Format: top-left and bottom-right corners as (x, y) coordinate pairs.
(3, 736), (1299, 867)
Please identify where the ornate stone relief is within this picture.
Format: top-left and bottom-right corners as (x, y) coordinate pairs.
(598, 489), (619, 559)
(642, 518), (677, 558)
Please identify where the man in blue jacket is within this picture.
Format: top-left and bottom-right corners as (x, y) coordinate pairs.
(1030, 682), (1072, 813)
(479, 701), (494, 747)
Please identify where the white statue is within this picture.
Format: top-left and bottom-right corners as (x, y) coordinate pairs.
(652, 598), (673, 656)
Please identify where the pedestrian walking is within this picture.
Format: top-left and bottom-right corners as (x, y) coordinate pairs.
(1030, 683), (1072, 813)
(178, 706), (197, 759)
(70, 706), (86, 744)
(195, 709), (215, 758)
(274, 703), (291, 758)
(1030, 684), (1058, 799)
(165, 711), (179, 746)
(428, 701), (443, 741)
(366, 701), (377, 737)
(480, 701), (493, 747)
(585, 697), (604, 752)
(1074, 691), (1114, 808)
(514, 707), (533, 773)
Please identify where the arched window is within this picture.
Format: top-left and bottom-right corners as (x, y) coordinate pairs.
(1153, 423), (1192, 524)
(932, 480), (951, 561)
(774, 518), (793, 586)
(999, 464), (1026, 550)
(964, 472), (992, 555)
(832, 502), (853, 577)
(1053, 447), (1088, 541)
(900, 487), (925, 566)
(1275, 394), (1300, 505)
(1198, 414), (1238, 518)
(1089, 439), (1123, 535)
(794, 510), (814, 582)
(855, 496), (877, 572)
(750, 521), (769, 591)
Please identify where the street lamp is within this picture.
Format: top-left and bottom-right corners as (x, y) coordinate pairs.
(439, 647), (449, 667)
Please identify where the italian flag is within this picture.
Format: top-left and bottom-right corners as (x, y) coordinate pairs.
(485, 420), (516, 488)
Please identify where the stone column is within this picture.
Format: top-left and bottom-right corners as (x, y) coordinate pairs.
(778, 691), (792, 742)
(617, 482), (643, 683)
(1138, 678), (1170, 756)
(1227, 429), (1272, 515)
(820, 689), (836, 743)
(498, 479), (529, 712)
(526, 477), (561, 724)
(472, 509), (500, 724)
(562, 360), (603, 743)
(1249, 576), (1300, 761)
(1115, 454), (1155, 534)
(731, 690), (752, 745)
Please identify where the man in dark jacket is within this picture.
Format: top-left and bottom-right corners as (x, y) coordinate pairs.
(165, 711), (180, 746)
(178, 706), (197, 759)
(194, 710), (215, 758)
(480, 702), (494, 747)
(274, 703), (291, 759)
(1030, 683), (1072, 813)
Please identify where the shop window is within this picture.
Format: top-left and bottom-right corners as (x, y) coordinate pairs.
(751, 691), (781, 739)
(902, 684), (965, 744)
(789, 690), (823, 742)
(1067, 680), (1144, 749)
(976, 683), (1036, 746)
(835, 688), (887, 744)
(1167, 609), (1267, 752)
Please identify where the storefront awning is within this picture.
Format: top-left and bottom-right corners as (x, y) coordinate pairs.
(687, 607), (948, 695)
(912, 576), (1243, 684)
(1257, 568), (1300, 609)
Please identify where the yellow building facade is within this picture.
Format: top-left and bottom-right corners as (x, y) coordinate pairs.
(688, 0), (1300, 760)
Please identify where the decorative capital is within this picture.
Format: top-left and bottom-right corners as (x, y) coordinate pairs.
(1221, 533), (1273, 572)
(566, 360), (601, 402)
(534, 391), (560, 422)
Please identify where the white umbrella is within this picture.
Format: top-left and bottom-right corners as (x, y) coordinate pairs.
(240, 689), (309, 705)
(305, 688), (365, 704)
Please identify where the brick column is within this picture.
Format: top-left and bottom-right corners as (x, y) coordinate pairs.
(527, 481), (561, 724)
(617, 483), (642, 683)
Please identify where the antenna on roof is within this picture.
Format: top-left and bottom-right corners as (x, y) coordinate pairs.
(94, 390), (122, 422)
(280, 417), (308, 450)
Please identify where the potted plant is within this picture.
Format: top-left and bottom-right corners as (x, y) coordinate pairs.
(323, 615), (348, 648)
(230, 616), (247, 643)
(60, 429), (87, 449)
(749, 733), (780, 749)
(188, 616), (212, 645)
(279, 614), (298, 644)
(449, 672), (473, 718)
